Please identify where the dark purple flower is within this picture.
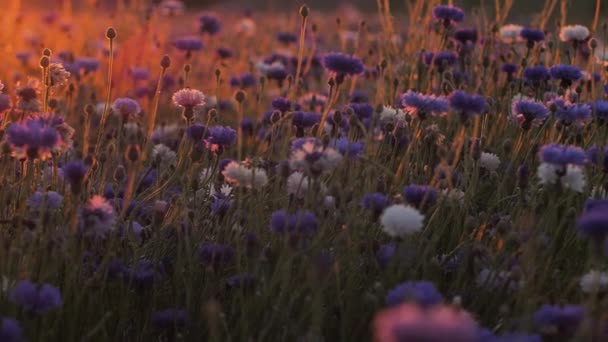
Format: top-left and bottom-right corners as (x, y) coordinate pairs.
(198, 243), (234, 268)
(449, 90), (488, 121)
(173, 36), (204, 52)
(271, 97), (292, 112)
(520, 28), (545, 43)
(330, 137), (364, 158)
(151, 308), (189, 331)
(9, 280), (63, 314)
(128, 259), (159, 290)
(594, 100), (608, 121)
(61, 160), (88, 192)
(432, 5), (465, 23)
(424, 51), (458, 71)
(6, 118), (59, 160)
(550, 64), (582, 85)
(231, 73), (256, 89)
(291, 137), (321, 152)
(501, 63), (518, 75)
(523, 65), (550, 83)
(453, 28), (477, 44)
(587, 145), (608, 171)
(111, 97), (141, 120)
(585, 199), (608, 212)
(206, 126), (237, 148)
(577, 208), (608, 241)
(292, 111), (321, 129)
(186, 124), (207, 141)
(386, 281), (444, 307)
(533, 304), (584, 334)
(350, 90), (369, 103)
(361, 193), (390, 214)
(130, 67), (149, 81)
(511, 99), (549, 128)
(27, 191), (63, 209)
(277, 32), (298, 44)
(270, 210), (318, 236)
(400, 91), (449, 118)
(74, 57), (100, 73)
(539, 144), (587, 166)
(403, 185), (438, 209)
(0, 317), (23, 342)
(211, 197), (233, 217)
(322, 52), (365, 77)
(552, 99), (592, 123)
(198, 13), (221, 35)
(0, 94), (11, 113)
(241, 118), (255, 136)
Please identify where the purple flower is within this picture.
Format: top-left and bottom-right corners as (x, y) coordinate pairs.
(151, 308), (189, 331)
(266, 67), (288, 83)
(230, 73), (256, 89)
(211, 197), (233, 217)
(523, 66), (550, 83)
(216, 47), (233, 59)
(449, 90), (488, 121)
(129, 67), (149, 81)
(198, 243), (234, 268)
(533, 304), (584, 334)
(453, 28), (478, 44)
(173, 36), (204, 52)
(79, 195), (117, 238)
(539, 144), (587, 166)
(594, 100), (608, 121)
(520, 28), (545, 43)
(186, 124), (207, 141)
(501, 63), (518, 75)
(128, 259), (159, 290)
(551, 99), (592, 124)
(9, 280), (63, 314)
(291, 137), (321, 151)
(0, 317), (23, 342)
(587, 146), (608, 171)
(74, 57), (99, 73)
(577, 208), (608, 241)
(199, 13), (221, 35)
(400, 91), (449, 118)
(277, 32), (298, 44)
(111, 97), (141, 120)
(0, 94), (11, 113)
(322, 52), (365, 77)
(361, 193), (390, 214)
(226, 273), (256, 290)
(270, 210), (318, 236)
(403, 185), (438, 209)
(292, 111), (321, 129)
(511, 99), (549, 128)
(386, 281), (444, 307)
(330, 137), (364, 158)
(585, 199), (608, 211)
(432, 5), (465, 23)
(6, 118), (59, 160)
(350, 90), (369, 103)
(424, 51), (458, 71)
(62, 160), (88, 190)
(205, 126), (237, 148)
(271, 97), (292, 112)
(27, 191), (63, 209)
(550, 64), (582, 85)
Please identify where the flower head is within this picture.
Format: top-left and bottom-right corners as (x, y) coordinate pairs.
(400, 91), (449, 119)
(6, 117), (60, 160)
(205, 126), (237, 151)
(322, 52), (365, 77)
(27, 191), (63, 209)
(198, 13), (221, 35)
(270, 210), (318, 236)
(290, 141), (343, 175)
(499, 24), (523, 43)
(559, 25), (590, 42)
(403, 185), (438, 209)
(432, 5), (465, 24)
(172, 88), (206, 111)
(222, 161), (268, 188)
(520, 28), (545, 43)
(577, 207), (608, 241)
(539, 144), (587, 166)
(173, 36), (204, 52)
(79, 195), (117, 238)
(9, 280), (62, 314)
(550, 64), (582, 85)
(511, 98), (550, 128)
(380, 205), (425, 237)
(523, 66), (550, 83)
(386, 281), (444, 307)
(151, 308), (189, 332)
(533, 304), (584, 334)
(449, 90), (488, 122)
(111, 98), (141, 120)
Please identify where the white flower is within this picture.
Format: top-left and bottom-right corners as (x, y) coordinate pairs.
(172, 88), (205, 109)
(379, 106), (407, 124)
(537, 163), (585, 192)
(479, 152), (500, 172)
(580, 270), (608, 293)
(380, 204), (424, 237)
(442, 188), (465, 205)
(222, 161), (268, 189)
(324, 195), (336, 209)
(476, 268), (523, 290)
(559, 25), (590, 42)
(287, 171), (310, 198)
(151, 144), (177, 168)
(211, 184), (233, 198)
(290, 142), (343, 175)
(49, 63), (71, 87)
(499, 24), (523, 43)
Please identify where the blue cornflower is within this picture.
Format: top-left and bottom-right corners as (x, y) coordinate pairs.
(376, 243), (396, 268)
(577, 207), (608, 240)
(520, 28), (545, 43)
(347, 102), (374, 122)
(277, 32), (298, 44)
(449, 90), (488, 122)
(587, 145), (608, 171)
(230, 73), (257, 89)
(216, 47), (233, 59)
(271, 97), (292, 112)
(226, 273), (256, 290)
(198, 13), (221, 35)
(523, 65), (550, 83)
(432, 5), (465, 24)
(198, 243), (234, 268)
(62, 160), (89, 193)
(270, 210), (318, 236)
(550, 64), (582, 85)
(292, 111), (321, 129)
(585, 199), (608, 211)
(186, 124), (207, 141)
(593, 100), (608, 121)
(501, 63), (518, 75)
(553, 99), (592, 124)
(205, 126), (237, 148)
(173, 36), (204, 52)
(330, 137), (364, 158)
(266, 67), (288, 83)
(361, 192), (390, 214)
(424, 51), (458, 71)
(385, 281), (444, 307)
(533, 304), (584, 334)
(6, 118), (59, 160)
(9, 280), (63, 314)
(151, 308), (189, 332)
(111, 97), (142, 120)
(27, 191), (63, 209)
(241, 118), (255, 137)
(211, 197), (233, 217)
(403, 185), (438, 209)
(350, 90), (369, 103)
(0, 317), (23, 342)
(511, 99), (549, 128)
(539, 144), (587, 166)
(130, 67), (149, 81)
(74, 57), (100, 73)
(322, 52), (365, 77)
(453, 28), (478, 44)
(400, 90), (449, 118)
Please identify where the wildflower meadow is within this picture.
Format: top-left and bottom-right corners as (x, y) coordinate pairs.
(0, 0), (608, 341)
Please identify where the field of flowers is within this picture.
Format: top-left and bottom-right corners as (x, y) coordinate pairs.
(0, 0), (607, 341)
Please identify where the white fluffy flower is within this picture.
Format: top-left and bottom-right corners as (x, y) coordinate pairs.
(152, 144), (177, 168)
(442, 188), (465, 205)
(290, 142), (343, 175)
(287, 171), (310, 198)
(379, 106), (407, 124)
(380, 204), (424, 237)
(559, 25), (590, 42)
(479, 152), (500, 172)
(580, 270), (608, 293)
(222, 161), (268, 189)
(537, 163), (585, 192)
(499, 24), (523, 43)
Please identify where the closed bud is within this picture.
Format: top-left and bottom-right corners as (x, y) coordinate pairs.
(42, 48), (52, 57)
(235, 90), (246, 103)
(106, 27), (117, 39)
(299, 5), (309, 18)
(39, 56), (50, 68)
(126, 144), (140, 163)
(114, 165), (126, 182)
(84, 104), (95, 116)
(184, 64), (191, 73)
(590, 38), (598, 49)
(160, 55), (171, 69)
